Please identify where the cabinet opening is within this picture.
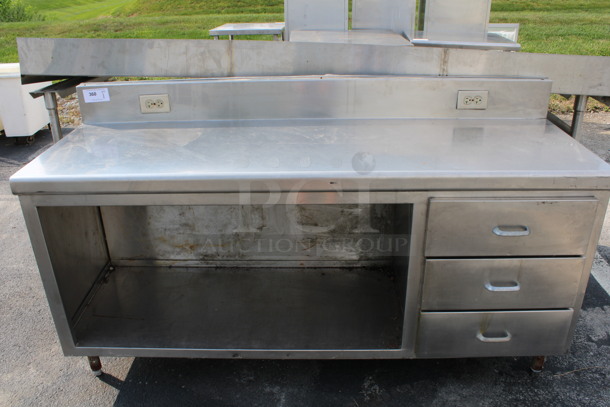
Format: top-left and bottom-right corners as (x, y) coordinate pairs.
(38, 203), (413, 350)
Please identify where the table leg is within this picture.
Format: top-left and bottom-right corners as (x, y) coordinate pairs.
(571, 95), (588, 142)
(43, 92), (62, 143)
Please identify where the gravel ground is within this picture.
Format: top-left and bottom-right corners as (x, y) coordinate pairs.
(0, 109), (609, 407)
(57, 95), (82, 128)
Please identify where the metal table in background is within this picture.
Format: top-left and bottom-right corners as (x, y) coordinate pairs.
(209, 22), (285, 40)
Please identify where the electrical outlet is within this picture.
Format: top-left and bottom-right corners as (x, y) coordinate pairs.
(457, 90), (489, 110)
(139, 94), (171, 113)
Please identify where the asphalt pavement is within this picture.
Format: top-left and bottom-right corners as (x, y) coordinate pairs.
(1, 122), (609, 407)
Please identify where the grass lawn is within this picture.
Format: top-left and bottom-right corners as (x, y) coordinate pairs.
(0, 13), (283, 62)
(491, 0), (610, 55)
(0, 0), (607, 62)
(25, 0), (134, 21)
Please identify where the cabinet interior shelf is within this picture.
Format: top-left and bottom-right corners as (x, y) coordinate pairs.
(74, 266), (405, 350)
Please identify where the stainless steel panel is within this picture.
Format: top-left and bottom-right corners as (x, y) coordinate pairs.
(25, 190), (608, 208)
(285, 0), (347, 40)
(423, 0), (491, 42)
(10, 120), (610, 195)
(442, 48), (610, 96)
(75, 266), (403, 350)
(100, 204), (410, 263)
(69, 347), (406, 359)
(289, 30), (412, 46)
(565, 192), (610, 346)
(352, 0), (416, 38)
(401, 198), (429, 357)
(421, 258), (585, 310)
(426, 198), (598, 257)
(411, 35), (520, 51)
(37, 206), (109, 320)
(17, 38), (610, 96)
(76, 76), (551, 124)
(17, 196), (79, 353)
(416, 310), (574, 357)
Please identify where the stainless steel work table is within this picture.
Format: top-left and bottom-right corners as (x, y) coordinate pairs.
(10, 75), (610, 371)
(8, 0), (610, 374)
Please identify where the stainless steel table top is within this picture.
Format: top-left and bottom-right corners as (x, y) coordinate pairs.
(289, 30), (412, 46)
(209, 23), (285, 36)
(10, 118), (610, 195)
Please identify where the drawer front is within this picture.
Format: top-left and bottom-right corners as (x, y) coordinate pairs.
(416, 310), (573, 358)
(422, 258), (585, 310)
(425, 198), (597, 257)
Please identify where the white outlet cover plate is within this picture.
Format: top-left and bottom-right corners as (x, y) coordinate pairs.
(139, 94), (171, 114)
(457, 90), (489, 110)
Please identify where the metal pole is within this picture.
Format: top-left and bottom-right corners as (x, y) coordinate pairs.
(571, 95), (588, 141)
(43, 92), (62, 143)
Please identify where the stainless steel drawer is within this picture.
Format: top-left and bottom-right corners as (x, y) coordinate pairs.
(425, 198), (598, 257)
(416, 310), (573, 358)
(421, 258), (585, 310)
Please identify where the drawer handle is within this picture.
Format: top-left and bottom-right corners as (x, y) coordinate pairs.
(484, 281), (521, 292)
(476, 331), (512, 343)
(492, 225), (530, 237)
